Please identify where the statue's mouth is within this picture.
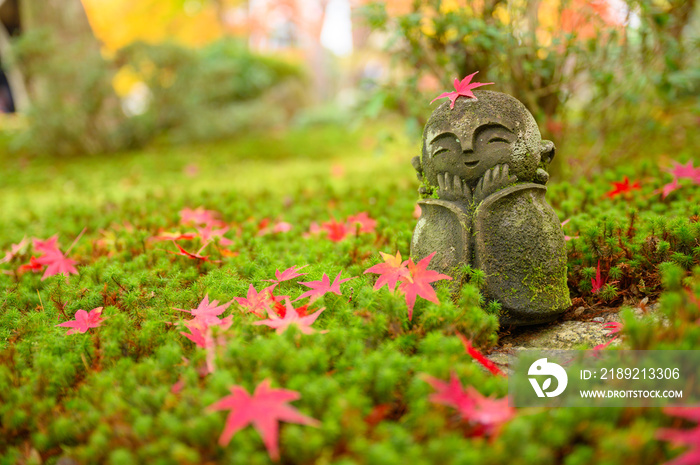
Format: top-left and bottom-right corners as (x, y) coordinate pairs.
(464, 160), (479, 168)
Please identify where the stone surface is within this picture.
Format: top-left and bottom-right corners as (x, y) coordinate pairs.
(411, 90), (570, 326)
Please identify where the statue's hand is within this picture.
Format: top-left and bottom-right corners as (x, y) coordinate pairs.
(474, 164), (518, 204)
(437, 172), (472, 203)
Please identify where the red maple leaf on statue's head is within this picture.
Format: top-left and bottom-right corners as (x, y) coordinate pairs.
(206, 379), (320, 460)
(605, 177), (641, 198)
(397, 252), (452, 320)
(430, 71), (494, 109)
(363, 251), (410, 292)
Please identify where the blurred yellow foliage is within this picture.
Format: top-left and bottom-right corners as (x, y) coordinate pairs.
(81, 0), (226, 52)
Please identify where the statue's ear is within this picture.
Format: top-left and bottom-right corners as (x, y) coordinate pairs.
(540, 140), (555, 164)
(411, 155), (424, 182)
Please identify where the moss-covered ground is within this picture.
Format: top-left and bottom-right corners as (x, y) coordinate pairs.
(1, 122), (699, 464)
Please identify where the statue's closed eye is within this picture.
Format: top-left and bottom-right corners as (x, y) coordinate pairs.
(488, 136), (509, 144)
(433, 147), (449, 157)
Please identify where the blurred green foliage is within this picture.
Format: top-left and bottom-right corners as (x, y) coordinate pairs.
(8, 36), (306, 156)
(360, 0), (700, 172)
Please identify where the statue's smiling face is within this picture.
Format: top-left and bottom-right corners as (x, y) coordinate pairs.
(420, 90), (544, 190)
(425, 123), (516, 185)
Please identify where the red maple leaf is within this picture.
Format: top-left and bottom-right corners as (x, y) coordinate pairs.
(423, 371), (514, 437)
(605, 177), (641, 198)
(397, 252), (452, 320)
(253, 299), (326, 335)
(272, 301), (309, 318)
(591, 259), (605, 294)
(321, 219), (352, 242)
(18, 256), (43, 273)
(206, 379), (320, 460)
(364, 251), (410, 292)
(421, 372), (474, 411)
(265, 265), (309, 285)
(593, 321), (623, 350)
(35, 252), (79, 280)
(296, 272), (355, 302)
(457, 333), (506, 377)
(57, 307), (105, 335)
(170, 242), (211, 261)
(430, 71), (494, 109)
(196, 224), (234, 246)
(656, 405), (700, 465)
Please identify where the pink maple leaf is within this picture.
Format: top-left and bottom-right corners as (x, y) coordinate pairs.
(0, 237), (29, 264)
(667, 160), (700, 181)
(364, 251), (410, 292)
(457, 333), (506, 377)
(233, 284), (286, 317)
(422, 372), (474, 411)
(35, 252), (79, 280)
(662, 178), (681, 199)
(179, 207), (222, 226)
(206, 379), (320, 460)
(561, 219), (579, 241)
(196, 224), (234, 246)
(57, 307), (105, 335)
(430, 71), (494, 109)
(33, 235), (60, 255)
(296, 272), (355, 302)
(656, 405), (700, 465)
(177, 295), (233, 318)
(265, 265), (309, 285)
(397, 252), (452, 320)
(258, 219), (293, 236)
(423, 372), (514, 437)
(591, 260), (605, 294)
(253, 299), (326, 335)
(346, 212), (377, 234)
(463, 386), (515, 437)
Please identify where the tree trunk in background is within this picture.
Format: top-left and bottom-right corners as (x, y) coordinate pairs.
(18, 0), (125, 154)
(0, 0), (29, 112)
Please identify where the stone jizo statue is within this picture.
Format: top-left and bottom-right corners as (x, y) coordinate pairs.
(411, 87), (571, 326)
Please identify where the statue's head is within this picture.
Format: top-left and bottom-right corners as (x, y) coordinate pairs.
(419, 90), (554, 194)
